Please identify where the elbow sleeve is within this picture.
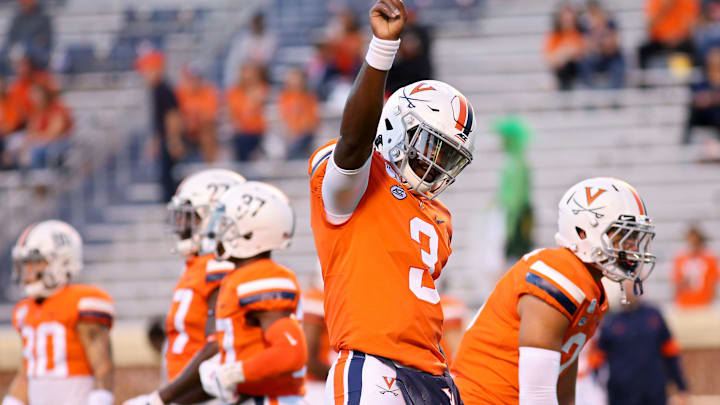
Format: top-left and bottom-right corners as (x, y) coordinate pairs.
(321, 153), (371, 225)
(518, 347), (561, 405)
(242, 318), (307, 382)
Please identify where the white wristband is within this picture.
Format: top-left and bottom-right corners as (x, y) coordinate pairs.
(87, 389), (115, 405)
(365, 36), (401, 71)
(1, 396), (24, 405)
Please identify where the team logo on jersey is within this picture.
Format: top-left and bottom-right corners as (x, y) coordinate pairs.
(578, 317), (587, 327)
(377, 376), (400, 396)
(390, 185), (407, 200)
(385, 162), (399, 181)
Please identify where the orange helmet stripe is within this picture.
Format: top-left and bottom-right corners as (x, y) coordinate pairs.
(628, 187), (646, 215)
(454, 95), (468, 132)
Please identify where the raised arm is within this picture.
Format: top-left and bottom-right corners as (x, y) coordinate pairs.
(320, 1), (407, 224)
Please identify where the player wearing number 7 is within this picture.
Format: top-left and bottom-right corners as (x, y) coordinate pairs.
(452, 177), (657, 405)
(4, 220), (115, 405)
(308, 1), (475, 403)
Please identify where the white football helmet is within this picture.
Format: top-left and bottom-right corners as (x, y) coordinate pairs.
(374, 80), (476, 198)
(555, 177), (656, 288)
(212, 181), (294, 260)
(12, 220), (83, 297)
(167, 169), (246, 256)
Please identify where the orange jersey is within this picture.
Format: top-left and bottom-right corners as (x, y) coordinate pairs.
(308, 141), (453, 375)
(452, 248), (609, 404)
(672, 250), (719, 308)
(303, 287), (335, 381)
(12, 284), (115, 378)
(165, 254), (233, 379)
(215, 258), (305, 397)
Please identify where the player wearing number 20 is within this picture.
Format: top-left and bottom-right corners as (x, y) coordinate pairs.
(308, 1), (474, 403)
(452, 177), (657, 405)
(5, 220), (115, 405)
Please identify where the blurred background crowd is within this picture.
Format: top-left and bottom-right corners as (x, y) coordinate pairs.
(0, 0), (718, 403)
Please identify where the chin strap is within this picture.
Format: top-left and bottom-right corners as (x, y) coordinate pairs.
(634, 279), (644, 296)
(619, 282), (629, 305)
(619, 279), (644, 305)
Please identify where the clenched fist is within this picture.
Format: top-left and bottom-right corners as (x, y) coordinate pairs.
(370, 0), (408, 41)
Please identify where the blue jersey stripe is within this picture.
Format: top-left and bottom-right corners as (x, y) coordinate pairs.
(526, 272), (578, 316)
(238, 291), (297, 307)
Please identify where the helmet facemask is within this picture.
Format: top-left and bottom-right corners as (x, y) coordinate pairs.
(391, 115), (472, 198)
(13, 249), (68, 297)
(167, 198), (209, 256)
(592, 216), (656, 294)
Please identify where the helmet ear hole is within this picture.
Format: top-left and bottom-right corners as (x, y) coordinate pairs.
(385, 118), (393, 131)
(576, 227), (587, 240)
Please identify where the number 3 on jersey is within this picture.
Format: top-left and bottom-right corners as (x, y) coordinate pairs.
(409, 217), (440, 304)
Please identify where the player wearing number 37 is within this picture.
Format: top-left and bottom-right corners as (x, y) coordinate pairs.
(308, 1), (474, 403)
(452, 177), (657, 405)
(4, 220), (116, 405)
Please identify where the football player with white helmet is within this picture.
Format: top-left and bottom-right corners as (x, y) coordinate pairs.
(307, 1), (475, 404)
(452, 177), (656, 405)
(162, 181), (306, 404)
(123, 168), (243, 405)
(3, 220), (116, 405)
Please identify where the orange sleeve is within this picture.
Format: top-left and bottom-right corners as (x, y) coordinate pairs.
(76, 287), (115, 327)
(242, 317), (308, 382)
(544, 33), (558, 57)
(672, 255), (683, 285)
(519, 267), (579, 321)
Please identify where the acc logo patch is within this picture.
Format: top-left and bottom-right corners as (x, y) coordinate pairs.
(385, 162), (399, 181)
(390, 185), (406, 200)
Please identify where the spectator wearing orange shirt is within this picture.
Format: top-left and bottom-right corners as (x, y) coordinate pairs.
(0, 76), (20, 168)
(638, 0), (699, 70)
(673, 225), (719, 308)
(7, 56), (56, 129)
(327, 10), (365, 78)
(545, 2), (584, 91)
(226, 63), (268, 161)
(277, 68), (319, 160)
(175, 64), (219, 162)
(20, 82), (72, 168)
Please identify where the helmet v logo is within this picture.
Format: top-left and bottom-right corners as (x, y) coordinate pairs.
(585, 187), (606, 205)
(410, 82), (436, 95)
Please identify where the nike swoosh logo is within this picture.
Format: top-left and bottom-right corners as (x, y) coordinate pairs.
(285, 332), (298, 346)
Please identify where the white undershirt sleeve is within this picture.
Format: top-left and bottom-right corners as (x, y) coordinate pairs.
(321, 152), (372, 225)
(518, 346), (561, 405)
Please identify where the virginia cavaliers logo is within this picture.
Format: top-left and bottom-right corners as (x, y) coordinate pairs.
(567, 190), (605, 219)
(377, 376), (400, 396)
(585, 187), (606, 205)
(451, 94), (473, 141)
(410, 82), (436, 95)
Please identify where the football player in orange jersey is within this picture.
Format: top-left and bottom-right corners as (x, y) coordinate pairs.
(3, 220), (116, 405)
(123, 168), (244, 405)
(194, 181), (307, 404)
(308, 0), (476, 403)
(452, 177), (657, 405)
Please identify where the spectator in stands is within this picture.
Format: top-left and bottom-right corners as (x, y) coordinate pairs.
(327, 10), (365, 79)
(223, 13), (276, 88)
(175, 63), (219, 162)
(545, 2), (584, 90)
(673, 224), (719, 308)
(693, 0), (720, 64)
(386, 9), (434, 94)
(683, 46), (720, 143)
(0, 76), (20, 167)
(277, 68), (319, 160)
(580, 0), (626, 88)
(136, 50), (184, 202)
(20, 82), (72, 169)
(7, 55), (56, 130)
(637, 0), (699, 71)
(494, 116), (534, 261)
(593, 280), (690, 405)
(226, 63), (268, 161)
(307, 37), (339, 101)
(0, 0), (53, 73)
